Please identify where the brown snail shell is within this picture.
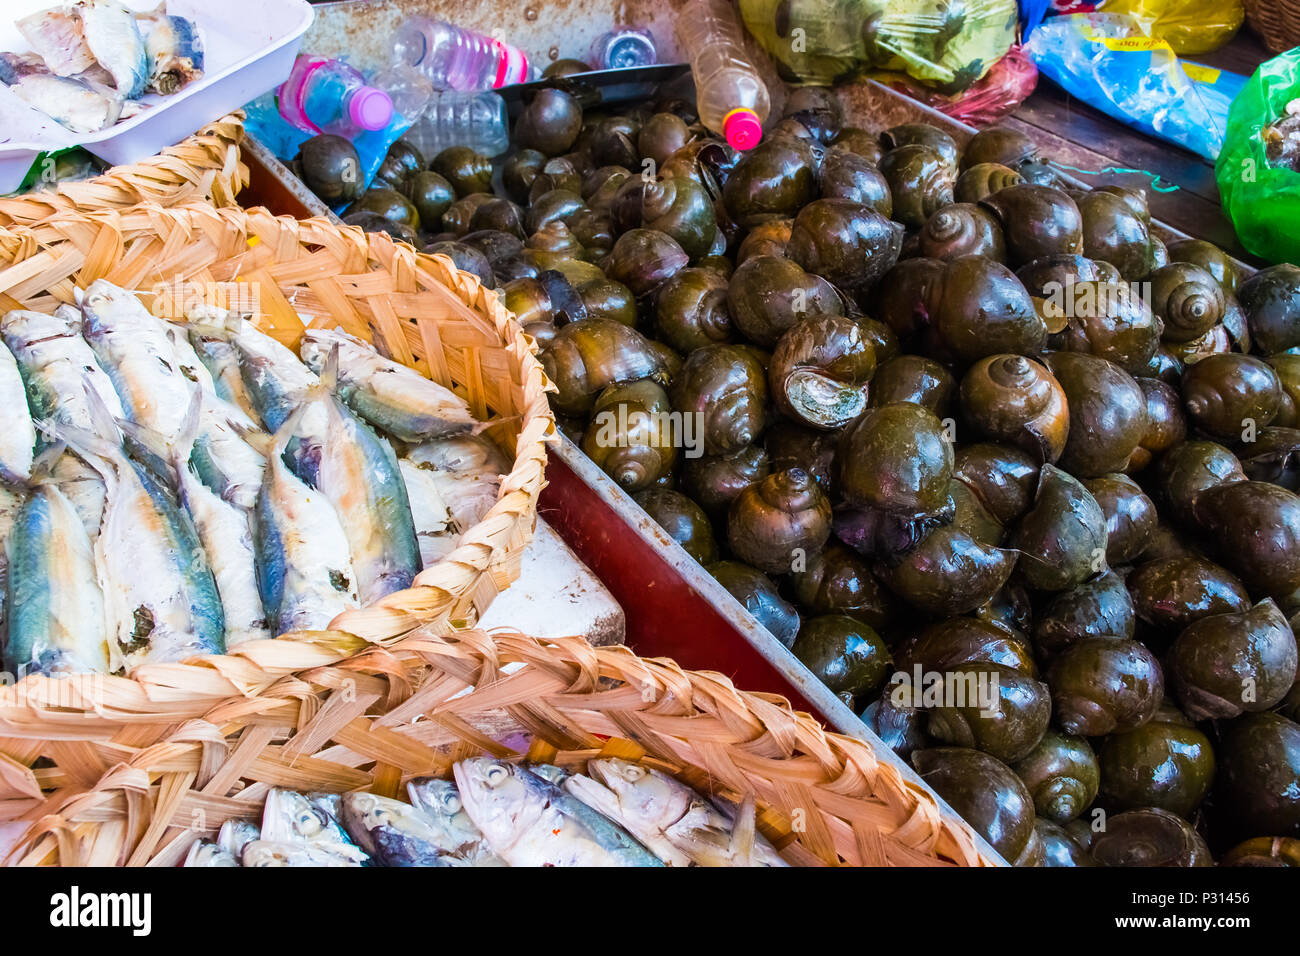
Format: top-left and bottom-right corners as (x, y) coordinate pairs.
(1013, 732), (1100, 825)
(918, 203), (1006, 262)
(1033, 568), (1136, 659)
(980, 185), (1084, 266)
(1125, 377), (1188, 472)
(1193, 481), (1300, 606)
(1127, 555), (1252, 636)
(932, 255), (1048, 363)
(764, 421), (837, 493)
(896, 616), (1036, 677)
(954, 163), (1025, 204)
(837, 403), (954, 515)
(1043, 351), (1147, 478)
(1167, 238), (1240, 296)
(1082, 473), (1157, 566)
(581, 379), (679, 492)
(953, 443), (1041, 526)
(1089, 808), (1211, 867)
(871, 257), (947, 344)
(1047, 637), (1164, 736)
(868, 354), (956, 415)
(681, 445), (769, 519)
(1075, 190), (1154, 280)
(669, 343), (768, 457)
(878, 524), (1018, 616)
(959, 355), (1069, 464)
(727, 255), (843, 348)
(735, 217), (793, 264)
(925, 662), (1052, 763)
(1169, 599), (1298, 720)
(540, 318), (667, 416)
(1010, 463), (1108, 592)
(1149, 263), (1226, 343)
(1156, 440), (1246, 526)
(1181, 353), (1283, 441)
(878, 143), (957, 230)
(769, 314), (876, 430)
(652, 267), (733, 353)
(790, 542), (899, 632)
(961, 126), (1039, 171)
(727, 468), (832, 575)
(818, 147), (892, 216)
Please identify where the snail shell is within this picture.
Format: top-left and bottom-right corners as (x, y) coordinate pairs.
(727, 468), (832, 575)
(960, 355), (1069, 464)
(919, 203), (1007, 262)
(1149, 263), (1226, 343)
(581, 379), (678, 492)
(769, 314), (876, 430)
(954, 163), (1025, 204)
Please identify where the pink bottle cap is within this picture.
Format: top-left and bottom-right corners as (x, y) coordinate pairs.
(348, 87), (394, 131)
(723, 109), (763, 150)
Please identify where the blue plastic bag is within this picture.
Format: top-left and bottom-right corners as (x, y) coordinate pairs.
(1025, 12), (1245, 159)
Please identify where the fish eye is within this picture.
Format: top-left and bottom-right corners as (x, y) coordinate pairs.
(442, 793), (462, 814)
(625, 766), (644, 780)
(485, 764), (508, 787)
(295, 808), (326, 836)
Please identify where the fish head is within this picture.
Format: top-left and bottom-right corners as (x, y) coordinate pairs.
(184, 841), (238, 867)
(262, 787), (344, 844)
(453, 758), (545, 847)
(341, 792), (447, 866)
(585, 758), (692, 831)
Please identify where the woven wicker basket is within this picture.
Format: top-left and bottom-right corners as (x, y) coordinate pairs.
(0, 626), (998, 867)
(0, 200), (554, 642)
(0, 112), (248, 229)
(1244, 0), (1300, 54)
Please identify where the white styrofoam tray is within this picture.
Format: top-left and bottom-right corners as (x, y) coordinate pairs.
(0, 0), (314, 193)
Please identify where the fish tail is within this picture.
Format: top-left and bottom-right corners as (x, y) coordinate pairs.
(319, 342), (341, 394)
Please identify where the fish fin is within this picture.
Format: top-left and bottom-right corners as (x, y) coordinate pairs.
(728, 792), (757, 867)
(24, 441), (68, 487)
(320, 342), (341, 393)
(36, 415), (118, 485)
(81, 373), (124, 443)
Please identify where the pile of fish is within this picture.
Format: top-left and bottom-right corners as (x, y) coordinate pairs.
(1, 1), (204, 134)
(185, 757), (789, 867)
(0, 280), (506, 677)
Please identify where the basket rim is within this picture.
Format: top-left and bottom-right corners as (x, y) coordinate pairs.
(0, 625), (1002, 867)
(0, 112), (248, 226)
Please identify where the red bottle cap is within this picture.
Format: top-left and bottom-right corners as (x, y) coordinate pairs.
(348, 87), (394, 131)
(723, 108), (763, 150)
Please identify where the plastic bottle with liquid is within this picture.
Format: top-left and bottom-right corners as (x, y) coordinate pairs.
(400, 90), (510, 158)
(675, 0), (771, 150)
(591, 29), (658, 70)
(278, 55), (395, 138)
(392, 17), (534, 90)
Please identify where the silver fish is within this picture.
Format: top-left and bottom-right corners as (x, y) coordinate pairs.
(182, 841), (238, 867)
(76, 0), (148, 99)
(254, 405), (359, 634)
(4, 482), (111, 677)
(80, 280), (193, 443)
(404, 434), (507, 530)
(186, 312), (318, 434)
(0, 482), (22, 637)
(4, 72), (121, 133)
(16, 8), (95, 76)
(125, 395), (270, 648)
(217, 819), (260, 863)
(453, 758), (663, 867)
(135, 8), (203, 95)
(406, 778), (505, 866)
(396, 458), (454, 568)
(260, 788), (369, 864)
(2, 307), (125, 442)
(0, 341), (35, 484)
(188, 323), (261, 424)
(568, 758), (788, 867)
(56, 423), (224, 670)
(241, 840), (364, 868)
(339, 792), (465, 867)
(299, 328), (476, 443)
(49, 451), (106, 542)
(297, 367), (420, 604)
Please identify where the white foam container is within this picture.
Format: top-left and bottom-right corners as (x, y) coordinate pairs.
(0, 0), (314, 193)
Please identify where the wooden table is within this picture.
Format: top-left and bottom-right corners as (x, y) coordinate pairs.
(1007, 31), (1272, 263)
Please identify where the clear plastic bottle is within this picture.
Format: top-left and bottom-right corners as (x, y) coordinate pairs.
(675, 0), (771, 150)
(392, 17), (534, 90)
(591, 29), (658, 70)
(400, 90), (510, 158)
(278, 55), (394, 137)
(370, 63), (434, 123)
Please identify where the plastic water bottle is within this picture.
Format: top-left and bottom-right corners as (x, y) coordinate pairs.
(243, 90), (313, 160)
(392, 17), (534, 90)
(400, 90), (510, 158)
(278, 55), (394, 138)
(591, 29), (658, 70)
(675, 0), (771, 150)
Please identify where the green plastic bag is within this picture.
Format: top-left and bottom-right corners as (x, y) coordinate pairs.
(1216, 49), (1300, 267)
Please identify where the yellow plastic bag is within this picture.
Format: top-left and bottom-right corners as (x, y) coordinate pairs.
(1099, 0), (1243, 55)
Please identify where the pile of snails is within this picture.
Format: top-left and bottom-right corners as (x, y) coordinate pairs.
(352, 80), (1300, 869)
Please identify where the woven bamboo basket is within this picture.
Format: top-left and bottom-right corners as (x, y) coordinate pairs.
(0, 626), (998, 867)
(0, 112), (248, 228)
(0, 200), (554, 642)
(1244, 0), (1300, 54)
